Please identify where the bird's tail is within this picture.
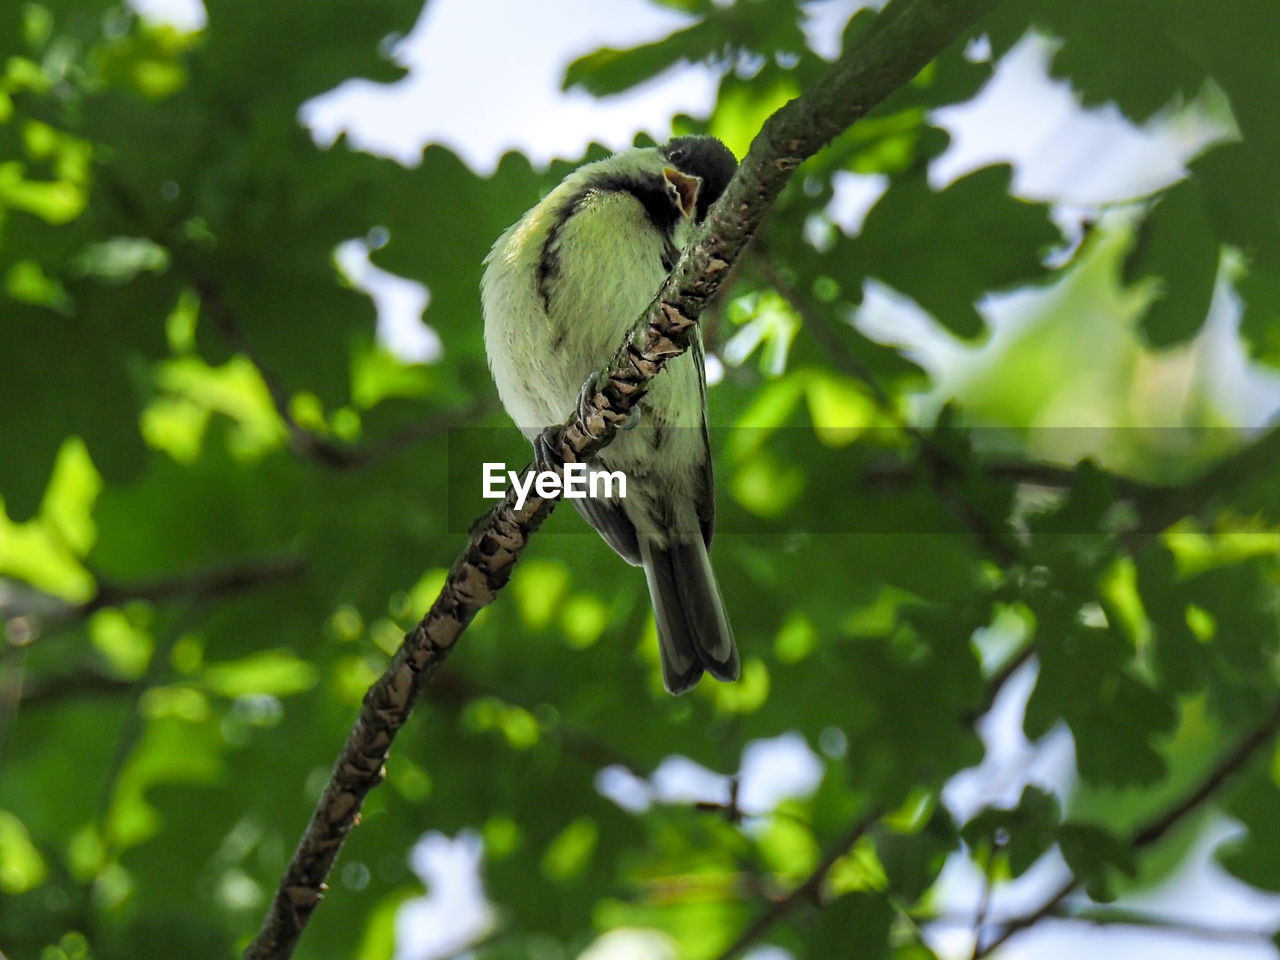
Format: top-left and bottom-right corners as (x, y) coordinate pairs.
(639, 537), (739, 695)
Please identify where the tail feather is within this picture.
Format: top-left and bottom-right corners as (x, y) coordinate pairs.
(640, 538), (739, 695)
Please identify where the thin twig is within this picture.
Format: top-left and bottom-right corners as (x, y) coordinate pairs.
(751, 249), (896, 415)
(752, 248), (1019, 565)
(925, 907), (1278, 944)
(1053, 907), (1276, 944)
(857, 458), (1155, 499)
(197, 281), (495, 470)
(709, 633), (1032, 957)
(710, 809), (882, 960)
(84, 556), (308, 617)
(975, 877), (1074, 958)
(196, 282), (351, 465)
(1132, 420), (1280, 538)
(95, 603), (199, 847)
(968, 835), (1001, 960)
(334, 396), (501, 469)
(1131, 700), (1280, 848)
(0, 640), (28, 771)
(975, 697), (1280, 958)
(16, 670), (134, 705)
(3, 556), (307, 644)
(964, 645), (1035, 724)
(718, 692), (1280, 959)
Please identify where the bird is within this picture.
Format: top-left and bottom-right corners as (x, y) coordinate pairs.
(481, 135), (740, 694)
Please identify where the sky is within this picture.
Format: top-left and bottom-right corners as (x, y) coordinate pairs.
(127, 1), (1280, 958)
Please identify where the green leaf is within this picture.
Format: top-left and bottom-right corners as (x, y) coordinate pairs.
(844, 166), (1059, 338)
(1125, 180), (1220, 347)
(1237, 264), (1280, 366)
(0, 810), (48, 893)
(1033, 0), (1210, 122)
(1219, 769), (1280, 892)
(710, 73), (799, 160)
(962, 786), (1061, 878)
(202, 650), (319, 698)
(540, 817), (598, 882)
(1025, 620), (1177, 786)
(1057, 823), (1134, 901)
(563, 20), (719, 97)
(809, 892), (894, 959)
(758, 813), (820, 881)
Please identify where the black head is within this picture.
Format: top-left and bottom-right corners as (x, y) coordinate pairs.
(661, 136), (738, 223)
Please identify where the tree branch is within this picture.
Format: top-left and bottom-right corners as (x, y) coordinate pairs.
(1046, 906), (1278, 944)
(926, 906), (1278, 944)
(1129, 419), (1280, 540)
(197, 281), (355, 467)
(968, 835), (1001, 960)
(15, 669), (134, 706)
(702, 657), (1280, 957)
(241, 1), (1003, 956)
(975, 697), (1280, 958)
(710, 809), (882, 960)
(752, 246), (1021, 564)
(0, 556), (306, 644)
(856, 458), (1155, 499)
(197, 281), (494, 470)
(83, 556), (308, 615)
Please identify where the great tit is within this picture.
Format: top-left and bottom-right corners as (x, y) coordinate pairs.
(481, 135), (740, 694)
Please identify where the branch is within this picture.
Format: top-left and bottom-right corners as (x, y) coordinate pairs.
(197, 282), (353, 466)
(0, 556), (305, 644)
(756, 223), (1280, 545)
(976, 697), (1280, 958)
(963, 645), (1035, 724)
(94, 604), (202, 853)
(331, 396), (501, 469)
(1130, 419), (1280, 539)
(1049, 907), (1278, 944)
(752, 247), (1019, 565)
(926, 907), (1277, 944)
(197, 282), (494, 470)
(856, 458), (1156, 499)
(968, 835), (1001, 960)
(241, 1), (1003, 956)
(16, 670), (133, 705)
(710, 809), (882, 960)
(704, 659), (1280, 956)
(706, 627), (1036, 956)
(84, 556), (308, 615)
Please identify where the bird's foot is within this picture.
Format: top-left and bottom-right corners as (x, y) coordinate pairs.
(533, 426), (565, 476)
(576, 370), (640, 432)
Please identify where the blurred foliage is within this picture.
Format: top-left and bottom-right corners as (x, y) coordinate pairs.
(2, 1), (1280, 959)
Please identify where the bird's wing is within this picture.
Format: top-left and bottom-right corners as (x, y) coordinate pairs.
(691, 325), (716, 550)
(572, 494), (641, 566)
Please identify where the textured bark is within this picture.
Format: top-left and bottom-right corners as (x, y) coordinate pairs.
(242, 1), (1001, 955)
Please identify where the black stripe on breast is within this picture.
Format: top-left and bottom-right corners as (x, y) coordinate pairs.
(537, 172), (680, 312)
(593, 172), (681, 235)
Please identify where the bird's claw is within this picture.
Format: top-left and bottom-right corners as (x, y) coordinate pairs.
(576, 370), (640, 432)
(534, 427), (565, 476)
(575, 371), (607, 430)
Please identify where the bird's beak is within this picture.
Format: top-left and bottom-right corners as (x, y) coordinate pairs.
(663, 167), (701, 219)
